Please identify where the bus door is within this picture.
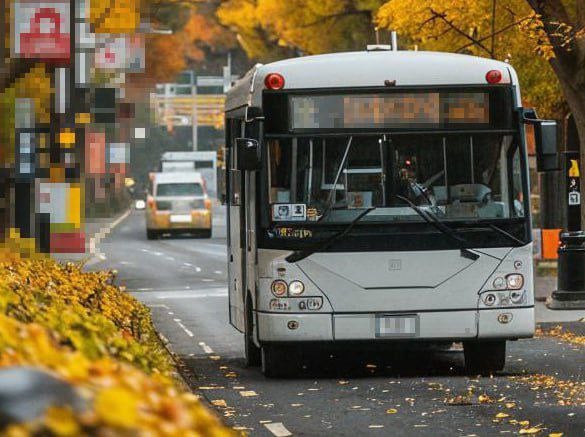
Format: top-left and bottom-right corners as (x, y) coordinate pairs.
(227, 121), (245, 332)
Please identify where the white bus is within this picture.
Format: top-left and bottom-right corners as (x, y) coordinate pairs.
(224, 48), (558, 377)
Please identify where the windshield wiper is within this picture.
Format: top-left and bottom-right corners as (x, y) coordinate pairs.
(318, 136), (353, 223)
(488, 224), (526, 246)
(395, 195), (480, 261)
(285, 207), (375, 263)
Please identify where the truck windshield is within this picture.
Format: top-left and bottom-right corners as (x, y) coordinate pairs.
(267, 133), (525, 223)
(156, 183), (203, 197)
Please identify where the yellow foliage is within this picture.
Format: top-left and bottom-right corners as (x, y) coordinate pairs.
(0, 255), (234, 435)
(375, 0), (565, 118)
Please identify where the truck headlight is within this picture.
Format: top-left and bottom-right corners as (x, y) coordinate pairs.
(288, 280), (305, 296)
(506, 274), (524, 290)
(271, 280), (288, 297)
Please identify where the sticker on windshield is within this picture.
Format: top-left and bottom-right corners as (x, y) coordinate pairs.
(272, 204), (306, 221)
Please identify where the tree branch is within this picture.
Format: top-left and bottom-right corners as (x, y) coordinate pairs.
(428, 8), (493, 55)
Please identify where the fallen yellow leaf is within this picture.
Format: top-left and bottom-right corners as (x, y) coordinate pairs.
(386, 408), (398, 414)
(495, 412), (509, 419)
(519, 428), (542, 435)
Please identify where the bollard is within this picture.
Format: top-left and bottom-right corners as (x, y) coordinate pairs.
(548, 150), (585, 309)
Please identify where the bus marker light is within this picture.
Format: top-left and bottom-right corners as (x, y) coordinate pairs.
(497, 313), (513, 324)
(287, 320), (299, 330)
(514, 260), (523, 270)
(486, 70), (502, 84)
(271, 280), (288, 297)
(265, 73), (285, 90)
(484, 293), (497, 306)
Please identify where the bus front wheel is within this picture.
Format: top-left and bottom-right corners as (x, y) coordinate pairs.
(463, 340), (506, 375)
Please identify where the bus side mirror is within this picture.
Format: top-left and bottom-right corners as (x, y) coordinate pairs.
(524, 109), (559, 172)
(534, 120), (560, 172)
(236, 138), (261, 171)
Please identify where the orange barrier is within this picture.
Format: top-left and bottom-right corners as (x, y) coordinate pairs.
(541, 228), (562, 260)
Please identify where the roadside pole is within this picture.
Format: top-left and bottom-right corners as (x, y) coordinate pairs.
(549, 114), (585, 309)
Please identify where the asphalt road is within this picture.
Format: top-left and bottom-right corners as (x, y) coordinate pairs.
(92, 208), (585, 437)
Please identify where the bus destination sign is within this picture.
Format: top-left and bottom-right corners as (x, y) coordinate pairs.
(291, 92), (490, 130)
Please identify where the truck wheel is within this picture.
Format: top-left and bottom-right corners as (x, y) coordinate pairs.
(463, 340), (506, 375)
(244, 297), (261, 367)
(261, 346), (299, 378)
(146, 230), (158, 240)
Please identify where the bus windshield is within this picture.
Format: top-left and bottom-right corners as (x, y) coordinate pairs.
(267, 133), (526, 224)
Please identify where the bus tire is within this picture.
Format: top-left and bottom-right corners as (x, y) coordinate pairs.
(464, 340), (506, 375)
(146, 230), (158, 240)
(261, 346), (298, 378)
(244, 296), (261, 367)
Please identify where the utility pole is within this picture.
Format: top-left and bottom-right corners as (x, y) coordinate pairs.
(192, 71), (198, 151)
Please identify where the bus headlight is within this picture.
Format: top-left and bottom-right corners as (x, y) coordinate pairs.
(506, 274), (524, 290)
(271, 280), (288, 297)
(492, 277), (506, 290)
(288, 280), (305, 296)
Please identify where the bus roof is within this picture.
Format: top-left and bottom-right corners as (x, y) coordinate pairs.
(226, 50), (521, 112)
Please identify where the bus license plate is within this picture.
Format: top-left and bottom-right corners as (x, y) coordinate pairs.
(170, 214), (191, 223)
(376, 315), (419, 338)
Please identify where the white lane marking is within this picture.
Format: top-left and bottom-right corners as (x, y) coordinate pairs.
(198, 342), (214, 354)
(195, 267), (202, 272)
(183, 262), (193, 267)
(88, 209), (131, 258)
(264, 423), (292, 437)
(119, 261), (132, 265)
(149, 304), (170, 309)
(154, 252), (163, 256)
(214, 270), (222, 275)
(141, 248), (150, 253)
(136, 288), (153, 291)
(173, 318), (194, 337)
(202, 279), (215, 282)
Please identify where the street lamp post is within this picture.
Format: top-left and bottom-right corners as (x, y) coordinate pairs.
(549, 114), (585, 309)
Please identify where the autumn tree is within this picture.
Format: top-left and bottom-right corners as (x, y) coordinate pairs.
(376, 0), (565, 119)
(217, 0), (386, 61)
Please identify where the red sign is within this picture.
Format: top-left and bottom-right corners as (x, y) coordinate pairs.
(14, 1), (71, 63)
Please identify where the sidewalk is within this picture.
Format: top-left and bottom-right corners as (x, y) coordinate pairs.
(51, 208), (131, 265)
(534, 272), (585, 323)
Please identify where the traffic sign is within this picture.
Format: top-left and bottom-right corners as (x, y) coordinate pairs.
(13, 1), (71, 63)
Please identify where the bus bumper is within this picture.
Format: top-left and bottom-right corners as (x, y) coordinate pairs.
(256, 307), (534, 343)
